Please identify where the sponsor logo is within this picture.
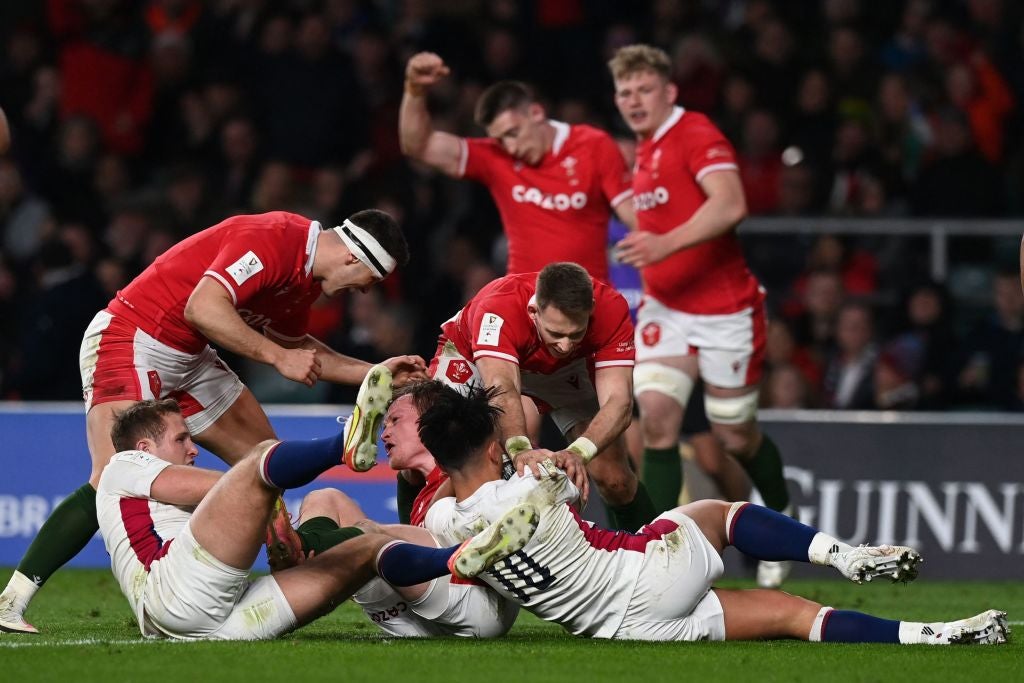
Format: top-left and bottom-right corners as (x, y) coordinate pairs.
(226, 251), (265, 286)
(477, 313), (504, 346)
(706, 146), (731, 159)
(237, 308), (273, 328)
(616, 340), (635, 354)
(445, 359), (473, 384)
(634, 187), (670, 212)
(511, 185), (588, 211)
(641, 322), (661, 347)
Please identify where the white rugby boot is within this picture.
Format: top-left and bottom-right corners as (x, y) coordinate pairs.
(830, 544), (922, 584)
(449, 503), (539, 580)
(913, 610), (1009, 645)
(341, 364), (393, 471)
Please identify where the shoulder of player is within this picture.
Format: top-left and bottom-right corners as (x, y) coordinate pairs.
(673, 110), (727, 140)
(563, 124), (618, 150)
(592, 279), (629, 310)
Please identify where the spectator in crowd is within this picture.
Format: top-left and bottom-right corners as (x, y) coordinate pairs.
(821, 301), (878, 410)
(957, 269), (1024, 409)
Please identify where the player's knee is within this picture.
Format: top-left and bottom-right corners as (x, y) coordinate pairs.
(634, 363), (695, 410)
(711, 421), (759, 459)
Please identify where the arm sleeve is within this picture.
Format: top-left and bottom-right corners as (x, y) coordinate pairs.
(460, 137), (497, 183)
(203, 229), (289, 307)
(685, 118), (739, 184)
(596, 134), (634, 208)
(590, 288), (636, 368)
(467, 296), (525, 365)
(98, 451), (173, 499)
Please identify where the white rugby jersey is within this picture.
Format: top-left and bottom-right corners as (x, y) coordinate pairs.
(96, 450), (193, 626)
(426, 472), (657, 638)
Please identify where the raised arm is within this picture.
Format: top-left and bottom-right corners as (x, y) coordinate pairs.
(399, 52), (464, 176)
(615, 169), (747, 268)
(184, 277), (322, 386)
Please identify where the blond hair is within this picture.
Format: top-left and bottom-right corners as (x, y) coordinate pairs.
(607, 44), (672, 82)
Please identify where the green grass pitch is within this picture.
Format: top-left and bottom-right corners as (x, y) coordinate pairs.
(2, 568), (1019, 683)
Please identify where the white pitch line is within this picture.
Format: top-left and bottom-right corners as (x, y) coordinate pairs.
(0, 637), (185, 649)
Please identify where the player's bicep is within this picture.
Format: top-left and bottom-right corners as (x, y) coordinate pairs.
(698, 169), (747, 216)
(420, 131), (465, 177)
(475, 356), (521, 392)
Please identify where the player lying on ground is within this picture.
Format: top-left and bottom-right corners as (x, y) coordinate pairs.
(93, 398), (537, 641)
(419, 382), (1008, 645)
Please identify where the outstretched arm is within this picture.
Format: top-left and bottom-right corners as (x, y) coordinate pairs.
(399, 52), (464, 176)
(267, 330), (427, 387)
(149, 466), (223, 506)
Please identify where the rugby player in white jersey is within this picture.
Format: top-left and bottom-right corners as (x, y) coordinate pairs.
(418, 382), (1007, 645)
(94, 398), (536, 640)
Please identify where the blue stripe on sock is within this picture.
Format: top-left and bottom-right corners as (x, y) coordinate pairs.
(730, 503), (817, 561)
(823, 610), (901, 643)
(376, 542), (461, 587)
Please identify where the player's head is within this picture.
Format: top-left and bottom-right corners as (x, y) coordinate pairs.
(608, 44), (678, 139)
(417, 383), (504, 474)
(382, 380), (451, 473)
(475, 81), (550, 166)
(530, 263), (595, 358)
(321, 209), (409, 295)
(110, 399), (198, 466)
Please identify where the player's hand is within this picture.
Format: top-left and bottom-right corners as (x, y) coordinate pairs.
(614, 231), (673, 268)
(405, 52), (450, 92)
(381, 354), (428, 386)
(551, 448), (590, 504)
(513, 448), (559, 481)
(274, 348), (322, 386)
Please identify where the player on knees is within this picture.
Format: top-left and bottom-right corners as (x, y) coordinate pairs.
(93, 398), (537, 640)
(425, 263), (656, 531)
(0, 209), (426, 634)
(607, 44), (793, 587)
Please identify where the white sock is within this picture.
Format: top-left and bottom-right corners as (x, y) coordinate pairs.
(807, 532), (852, 565)
(2, 571), (40, 610)
(808, 606), (832, 642)
(899, 620), (948, 645)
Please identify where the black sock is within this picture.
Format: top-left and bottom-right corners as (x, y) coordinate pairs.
(741, 435), (790, 511)
(295, 516), (364, 556)
(17, 483), (98, 585)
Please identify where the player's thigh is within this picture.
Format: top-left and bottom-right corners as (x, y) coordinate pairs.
(207, 575), (298, 641)
(86, 400), (137, 486)
(617, 512), (725, 636)
(690, 305), (766, 391)
(193, 387), (276, 465)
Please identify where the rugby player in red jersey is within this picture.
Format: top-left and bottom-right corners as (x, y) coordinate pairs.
(399, 51), (636, 281)
(0, 209), (426, 633)
(608, 45), (793, 588)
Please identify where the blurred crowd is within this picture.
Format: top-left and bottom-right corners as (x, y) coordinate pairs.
(1, 0), (1023, 410)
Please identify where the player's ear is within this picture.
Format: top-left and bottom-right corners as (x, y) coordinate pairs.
(485, 440), (503, 466)
(527, 102), (545, 122)
(664, 79), (678, 104)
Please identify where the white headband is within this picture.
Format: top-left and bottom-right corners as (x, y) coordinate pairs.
(332, 219), (397, 279)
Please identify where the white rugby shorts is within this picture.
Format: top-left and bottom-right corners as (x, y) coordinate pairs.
(613, 510), (726, 641)
(80, 310), (244, 435)
(634, 295), (766, 389)
(141, 522), (296, 640)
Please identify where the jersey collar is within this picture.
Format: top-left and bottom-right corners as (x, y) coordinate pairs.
(305, 221), (321, 276)
(549, 120), (570, 156)
(652, 106), (685, 143)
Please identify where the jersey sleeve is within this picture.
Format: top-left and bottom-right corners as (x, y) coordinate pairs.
(684, 117), (739, 184)
(589, 287), (636, 368)
(460, 137), (499, 184)
(425, 497), (476, 546)
(202, 228), (291, 308)
(466, 295), (526, 366)
(595, 134), (633, 208)
(98, 450), (173, 499)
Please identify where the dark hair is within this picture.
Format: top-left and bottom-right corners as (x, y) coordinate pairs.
(536, 262), (595, 319)
(346, 208), (410, 268)
(416, 383), (504, 473)
(474, 81), (536, 127)
(110, 399), (183, 452)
